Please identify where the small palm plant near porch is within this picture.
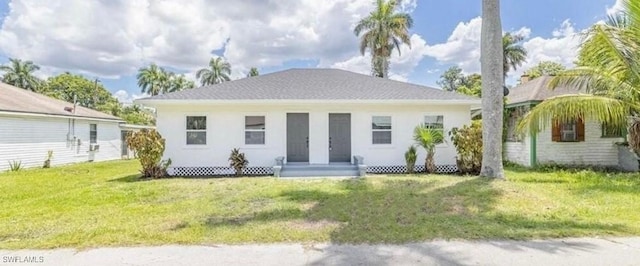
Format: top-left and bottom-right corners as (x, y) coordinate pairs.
(229, 148), (249, 177)
(413, 125), (444, 173)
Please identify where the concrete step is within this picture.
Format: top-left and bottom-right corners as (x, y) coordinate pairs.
(279, 169), (360, 178)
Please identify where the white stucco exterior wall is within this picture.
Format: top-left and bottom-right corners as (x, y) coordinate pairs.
(155, 103), (473, 168)
(0, 114), (123, 171)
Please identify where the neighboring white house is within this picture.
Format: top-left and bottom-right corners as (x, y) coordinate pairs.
(0, 82), (138, 171)
(504, 75), (636, 170)
(136, 68), (480, 177)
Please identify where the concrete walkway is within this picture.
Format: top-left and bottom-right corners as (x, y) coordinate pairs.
(1, 237), (639, 266)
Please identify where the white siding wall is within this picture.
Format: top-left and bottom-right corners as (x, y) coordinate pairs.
(536, 120), (623, 166)
(156, 103), (472, 168)
(505, 138), (531, 167)
(0, 114), (122, 171)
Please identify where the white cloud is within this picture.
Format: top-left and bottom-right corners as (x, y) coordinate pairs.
(330, 34), (429, 81)
(607, 0), (625, 16)
(0, 0), (419, 80)
(421, 17), (581, 85)
(113, 90), (147, 104)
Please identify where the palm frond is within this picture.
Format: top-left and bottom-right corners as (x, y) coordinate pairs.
(517, 94), (634, 135)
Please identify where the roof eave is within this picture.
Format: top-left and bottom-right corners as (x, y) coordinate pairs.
(135, 99), (481, 107)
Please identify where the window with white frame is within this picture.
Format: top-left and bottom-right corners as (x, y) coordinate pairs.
(424, 115), (444, 144)
(372, 116), (392, 144)
(424, 115), (444, 130)
(186, 116), (207, 145)
(561, 122), (577, 142)
(245, 116), (266, 145)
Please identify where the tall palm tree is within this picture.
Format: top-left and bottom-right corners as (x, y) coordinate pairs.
(503, 32), (528, 79)
(169, 74), (195, 92)
(0, 58), (41, 91)
(247, 67), (259, 77)
(518, 0), (640, 155)
(354, 0), (413, 78)
(196, 57), (231, 85)
(480, 0), (505, 179)
(137, 64), (169, 96)
(413, 125), (444, 174)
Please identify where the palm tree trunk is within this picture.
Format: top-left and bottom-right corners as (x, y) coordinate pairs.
(480, 0), (505, 179)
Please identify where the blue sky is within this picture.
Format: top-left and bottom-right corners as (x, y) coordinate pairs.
(0, 0), (622, 102)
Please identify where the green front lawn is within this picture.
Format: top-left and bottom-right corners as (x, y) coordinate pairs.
(1, 160), (639, 249)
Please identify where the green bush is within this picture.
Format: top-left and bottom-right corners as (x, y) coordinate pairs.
(126, 129), (170, 178)
(450, 120), (482, 175)
(404, 146), (417, 174)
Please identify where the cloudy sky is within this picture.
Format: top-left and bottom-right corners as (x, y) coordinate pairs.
(0, 0), (624, 103)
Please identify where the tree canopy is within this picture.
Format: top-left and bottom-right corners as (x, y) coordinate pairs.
(354, 0), (413, 78)
(524, 61), (566, 79)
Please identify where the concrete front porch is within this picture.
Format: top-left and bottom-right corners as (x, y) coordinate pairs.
(274, 156), (366, 178)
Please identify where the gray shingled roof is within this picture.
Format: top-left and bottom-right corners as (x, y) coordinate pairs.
(507, 76), (585, 105)
(140, 68), (479, 102)
(0, 82), (122, 121)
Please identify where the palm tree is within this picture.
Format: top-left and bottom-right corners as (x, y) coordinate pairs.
(480, 0), (505, 179)
(169, 74), (195, 92)
(503, 32), (528, 79)
(247, 67), (259, 77)
(518, 0), (640, 155)
(413, 125), (444, 173)
(196, 57), (231, 85)
(354, 0), (413, 78)
(137, 64), (170, 96)
(0, 58), (41, 91)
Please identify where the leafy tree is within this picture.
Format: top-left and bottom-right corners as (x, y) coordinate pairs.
(121, 105), (155, 126)
(413, 125), (444, 174)
(0, 58), (42, 91)
(480, 0), (505, 179)
(518, 0), (640, 155)
(437, 66), (465, 91)
(247, 67), (259, 77)
(196, 57), (231, 85)
(503, 32), (528, 79)
(137, 64), (171, 96)
(524, 61), (566, 79)
(354, 0), (413, 78)
(437, 67), (482, 96)
(169, 74), (195, 92)
(41, 73), (117, 110)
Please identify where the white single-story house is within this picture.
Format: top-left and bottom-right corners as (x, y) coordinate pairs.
(504, 75), (637, 170)
(136, 68), (480, 177)
(0, 82), (147, 171)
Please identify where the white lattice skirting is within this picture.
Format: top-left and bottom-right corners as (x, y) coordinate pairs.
(169, 166), (274, 177)
(367, 165), (458, 174)
(169, 164), (458, 177)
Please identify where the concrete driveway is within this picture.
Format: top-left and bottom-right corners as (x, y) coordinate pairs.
(1, 237), (639, 266)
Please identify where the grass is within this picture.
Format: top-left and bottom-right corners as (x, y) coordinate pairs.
(1, 160), (639, 249)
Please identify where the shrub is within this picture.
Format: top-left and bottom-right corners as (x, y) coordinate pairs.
(126, 129), (170, 178)
(8, 160), (22, 172)
(404, 146), (417, 174)
(229, 148), (249, 177)
(43, 150), (53, 168)
(414, 124), (444, 173)
(450, 120), (482, 175)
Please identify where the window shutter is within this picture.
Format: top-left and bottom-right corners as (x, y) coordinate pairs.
(551, 120), (561, 142)
(576, 118), (585, 141)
